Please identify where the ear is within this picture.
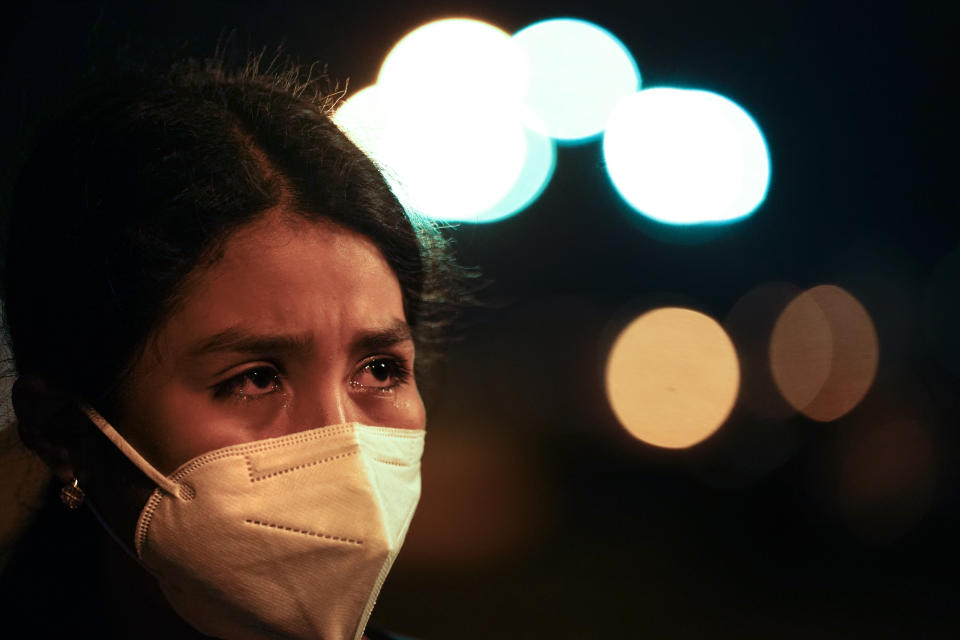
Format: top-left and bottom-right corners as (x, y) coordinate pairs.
(11, 374), (89, 485)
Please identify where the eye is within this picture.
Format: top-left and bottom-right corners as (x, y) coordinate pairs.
(215, 366), (283, 400)
(351, 357), (411, 392)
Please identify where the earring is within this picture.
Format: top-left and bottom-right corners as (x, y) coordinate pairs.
(59, 478), (85, 510)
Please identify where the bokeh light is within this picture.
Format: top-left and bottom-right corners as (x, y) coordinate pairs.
(377, 18), (527, 112)
(823, 372), (940, 545)
(770, 285), (879, 422)
(513, 18), (640, 142)
(334, 18), (535, 223)
(331, 85), (393, 174)
(603, 88), (770, 225)
(768, 287), (834, 414)
(835, 417), (936, 544)
(605, 307), (740, 449)
(724, 282), (803, 421)
(471, 126), (556, 223)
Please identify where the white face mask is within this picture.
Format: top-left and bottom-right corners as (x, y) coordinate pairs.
(79, 404), (424, 640)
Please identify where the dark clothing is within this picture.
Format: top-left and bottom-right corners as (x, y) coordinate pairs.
(0, 486), (111, 633)
(0, 486), (416, 639)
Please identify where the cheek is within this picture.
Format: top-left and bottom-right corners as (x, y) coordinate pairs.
(404, 391), (428, 429)
(361, 389), (426, 430)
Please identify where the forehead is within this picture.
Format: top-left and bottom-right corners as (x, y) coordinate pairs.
(156, 210), (407, 357)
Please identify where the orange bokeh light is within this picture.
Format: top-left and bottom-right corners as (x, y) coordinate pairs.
(770, 285), (879, 422)
(605, 307), (740, 449)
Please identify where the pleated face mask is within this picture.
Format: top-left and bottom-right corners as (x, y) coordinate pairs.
(80, 404), (424, 640)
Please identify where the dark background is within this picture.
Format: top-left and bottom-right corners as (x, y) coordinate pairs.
(3, 1), (957, 637)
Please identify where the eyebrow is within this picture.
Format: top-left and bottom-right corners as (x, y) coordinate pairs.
(187, 319), (414, 359)
(350, 319), (414, 355)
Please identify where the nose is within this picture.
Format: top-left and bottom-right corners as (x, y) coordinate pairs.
(287, 366), (426, 433)
(319, 391), (349, 427)
(291, 374), (352, 429)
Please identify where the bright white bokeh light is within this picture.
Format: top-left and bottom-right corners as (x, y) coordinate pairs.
(378, 19), (527, 106)
(472, 127), (556, 223)
(334, 83), (529, 222)
(513, 18), (640, 142)
(603, 88), (771, 224)
(379, 104), (528, 222)
(332, 18), (538, 223)
(332, 85), (389, 159)
(332, 85), (409, 204)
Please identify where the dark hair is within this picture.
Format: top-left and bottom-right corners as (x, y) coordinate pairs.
(1, 56), (462, 411)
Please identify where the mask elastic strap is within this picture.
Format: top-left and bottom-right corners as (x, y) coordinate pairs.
(78, 402), (183, 498)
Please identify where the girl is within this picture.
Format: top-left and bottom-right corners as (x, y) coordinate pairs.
(0, 57), (459, 639)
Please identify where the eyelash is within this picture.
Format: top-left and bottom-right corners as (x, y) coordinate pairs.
(213, 365), (283, 402)
(212, 356), (412, 402)
(352, 356), (412, 393)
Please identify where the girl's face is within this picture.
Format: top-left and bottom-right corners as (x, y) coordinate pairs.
(116, 210), (426, 476)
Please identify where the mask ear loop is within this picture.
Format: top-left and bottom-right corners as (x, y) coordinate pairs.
(77, 402), (184, 499)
